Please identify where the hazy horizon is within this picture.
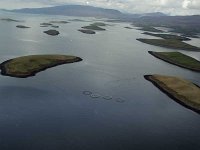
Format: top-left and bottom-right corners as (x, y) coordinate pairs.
(0, 0), (200, 16)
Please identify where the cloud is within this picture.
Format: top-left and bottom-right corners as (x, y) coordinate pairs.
(0, 0), (199, 15)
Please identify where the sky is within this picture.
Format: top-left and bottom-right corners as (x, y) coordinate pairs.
(0, 0), (200, 15)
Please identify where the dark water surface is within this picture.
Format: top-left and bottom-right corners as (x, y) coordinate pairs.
(0, 11), (200, 150)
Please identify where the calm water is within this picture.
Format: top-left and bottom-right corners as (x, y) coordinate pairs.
(0, 11), (200, 150)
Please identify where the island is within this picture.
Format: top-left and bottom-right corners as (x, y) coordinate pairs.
(40, 23), (53, 26)
(78, 29), (95, 34)
(143, 32), (191, 41)
(16, 25), (30, 28)
(124, 27), (133, 29)
(44, 30), (60, 36)
(137, 38), (200, 51)
(51, 25), (59, 28)
(149, 51), (200, 72)
(138, 26), (164, 33)
(82, 24), (106, 31)
(91, 22), (107, 26)
(49, 21), (69, 24)
(1, 18), (21, 22)
(144, 74), (200, 113)
(0, 55), (82, 78)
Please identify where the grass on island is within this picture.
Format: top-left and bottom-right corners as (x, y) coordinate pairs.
(138, 26), (164, 33)
(44, 30), (60, 36)
(149, 51), (200, 72)
(78, 29), (95, 34)
(16, 25), (30, 28)
(49, 21), (69, 24)
(143, 32), (191, 41)
(145, 74), (200, 113)
(82, 24), (106, 31)
(91, 22), (107, 26)
(137, 38), (200, 51)
(0, 18), (21, 22)
(0, 55), (82, 78)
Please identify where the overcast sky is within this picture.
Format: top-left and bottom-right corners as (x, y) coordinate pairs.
(0, 0), (200, 15)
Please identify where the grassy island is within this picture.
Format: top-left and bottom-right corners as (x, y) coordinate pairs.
(40, 23), (53, 26)
(145, 74), (200, 113)
(16, 25), (30, 29)
(138, 26), (164, 33)
(1, 18), (21, 22)
(137, 39), (200, 51)
(49, 21), (69, 24)
(78, 29), (95, 34)
(82, 24), (106, 31)
(44, 30), (60, 36)
(91, 22), (107, 26)
(0, 55), (82, 78)
(143, 32), (191, 41)
(149, 51), (200, 72)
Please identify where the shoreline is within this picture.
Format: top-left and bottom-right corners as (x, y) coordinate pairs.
(0, 57), (82, 78)
(144, 75), (200, 114)
(148, 51), (200, 72)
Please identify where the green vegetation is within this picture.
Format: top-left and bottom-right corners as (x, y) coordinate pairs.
(138, 26), (164, 32)
(0, 18), (21, 22)
(78, 29), (95, 34)
(143, 32), (190, 41)
(49, 21), (69, 24)
(82, 25), (106, 31)
(91, 22), (107, 26)
(145, 74), (200, 113)
(0, 55), (82, 78)
(16, 25), (30, 28)
(137, 38), (200, 51)
(149, 51), (200, 72)
(51, 25), (59, 28)
(124, 27), (133, 29)
(40, 23), (53, 26)
(44, 30), (60, 36)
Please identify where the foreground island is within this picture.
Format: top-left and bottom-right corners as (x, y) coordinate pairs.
(0, 55), (82, 78)
(145, 74), (200, 113)
(149, 51), (200, 72)
(137, 38), (200, 51)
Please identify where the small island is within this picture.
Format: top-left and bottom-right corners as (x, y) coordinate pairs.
(82, 24), (106, 31)
(44, 30), (60, 36)
(124, 27), (133, 29)
(144, 74), (200, 113)
(49, 21), (69, 24)
(51, 25), (59, 28)
(0, 55), (82, 78)
(1, 18), (21, 22)
(138, 26), (164, 33)
(78, 29), (95, 34)
(137, 38), (200, 51)
(91, 22), (107, 26)
(148, 51), (200, 72)
(16, 25), (30, 29)
(40, 23), (53, 26)
(143, 32), (191, 41)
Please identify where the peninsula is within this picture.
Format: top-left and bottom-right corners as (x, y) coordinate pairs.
(149, 51), (200, 72)
(137, 39), (200, 51)
(143, 32), (191, 41)
(144, 74), (200, 113)
(0, 55), (82, 78)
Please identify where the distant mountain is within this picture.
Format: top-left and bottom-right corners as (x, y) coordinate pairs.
(11, 5), (124, 18)
(140, 12), (167, 17)
(9, 5), (167, 19)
